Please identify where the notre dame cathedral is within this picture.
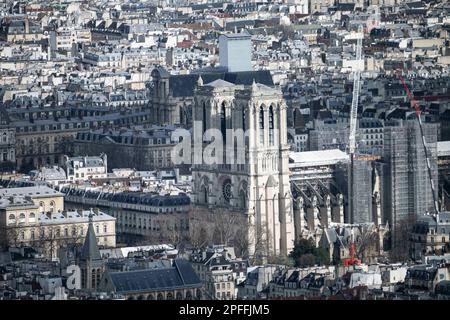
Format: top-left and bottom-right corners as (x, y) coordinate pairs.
(191, 77), (295, 259)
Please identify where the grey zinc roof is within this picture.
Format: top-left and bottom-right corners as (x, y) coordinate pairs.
(37, 210), (114, 225)
(109, 259), (201, 294)
(0, 186), (63, 198)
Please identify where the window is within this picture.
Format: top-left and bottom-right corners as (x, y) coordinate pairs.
(269, 106), (274, 145)
(259, 106), (264, 144)
(49, 201), (55, 213)
(64, 228), (68, 237)
(202, 102), (207, 135)
(96, 225), (99, 234)
(31, 230), (35, 240)
(8, 214), (15, 225)
(103, 225), (107, 233)
(221, 102), (226, 144)
(29, 213), (35, 223)
(19, 213), (26, 224)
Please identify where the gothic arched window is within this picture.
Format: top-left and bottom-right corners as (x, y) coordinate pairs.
(259, 106), (264, 144)
(269, 106), (274, 145)
(202, 186), (208, 204)
(221, 102), (226, 144)
(202, 101), (207, 135)
(240, 190), (247, 209)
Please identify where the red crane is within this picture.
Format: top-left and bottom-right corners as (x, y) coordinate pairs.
(342, 230), (361, 267)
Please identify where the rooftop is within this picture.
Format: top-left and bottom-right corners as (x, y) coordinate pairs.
(437, 141), (450, 157)
(289, 149), (349, 167)
(0, 186), (63, 199)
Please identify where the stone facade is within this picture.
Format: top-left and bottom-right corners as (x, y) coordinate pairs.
(192, 79), (295, 259)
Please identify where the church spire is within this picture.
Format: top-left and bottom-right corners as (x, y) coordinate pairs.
(197, 75), (203, 86)
(80, 210), (102, 262)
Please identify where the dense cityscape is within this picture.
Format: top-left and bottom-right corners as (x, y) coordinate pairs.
(0, 0), (450, 302)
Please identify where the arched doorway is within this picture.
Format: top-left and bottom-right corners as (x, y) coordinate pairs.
(185, 291), (192, 300)
(176, 292), (183, 300)
(157, 293), (164, 300)
(166, 292), (173, 300)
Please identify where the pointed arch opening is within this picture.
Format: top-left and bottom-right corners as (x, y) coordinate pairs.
(259, 106), (264, 144)
(269, 105), (274, 145)
(221, 101), (227, 145)
(202, 101), (207, 135)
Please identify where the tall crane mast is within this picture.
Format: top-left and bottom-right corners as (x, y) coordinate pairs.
(348, 25), (364, 222)
(397, 72), (439, 217)
(348, 25), (363, 156)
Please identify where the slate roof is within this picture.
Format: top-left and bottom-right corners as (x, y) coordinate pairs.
(166, 70), (274, 98)
(108, 259), (201, 294)
(205, 79), (235, 87)
(80, 218), (102, 262)
(0, 186), (63, 198)
(63, 188), (191, 207)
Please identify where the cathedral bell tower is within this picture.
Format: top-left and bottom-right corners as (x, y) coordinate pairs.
(192, 79), (295, 259)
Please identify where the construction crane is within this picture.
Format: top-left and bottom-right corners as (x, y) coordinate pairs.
(397, 72), (440, 216)
(347, 24), (364, 223)
(342, 229), (361, 267)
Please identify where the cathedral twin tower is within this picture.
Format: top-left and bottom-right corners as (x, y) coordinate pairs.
(192, 78), (295, 259)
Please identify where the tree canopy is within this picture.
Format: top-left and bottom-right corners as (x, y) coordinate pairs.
(289, 238), (330, 267)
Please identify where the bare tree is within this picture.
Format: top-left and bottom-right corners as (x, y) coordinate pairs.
(355, 226), (382, 263)
(188, 218), (209, 249)
(209, 209), (240, 247)
(0, 223), (20, 249)
(251, 224), (271, 265)
(390, 215), (417, 262)
(160, 221), (187, 248)
(233, 224), (249, 258)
